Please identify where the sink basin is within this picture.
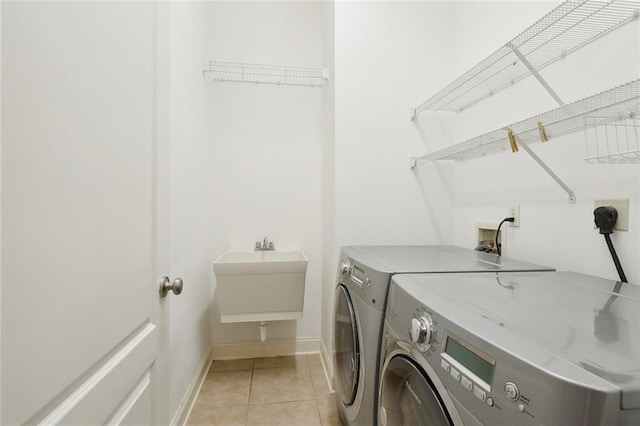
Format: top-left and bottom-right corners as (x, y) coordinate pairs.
(213, 250), (308, 323)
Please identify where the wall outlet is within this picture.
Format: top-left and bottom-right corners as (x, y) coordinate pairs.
(508, 205), (520, 227)
(594, 199), (629, 231)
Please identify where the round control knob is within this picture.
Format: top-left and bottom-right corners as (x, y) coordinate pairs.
(340, 261), (352, 275)
(504, 382), (520, 401)
(409, 315), (433, 350)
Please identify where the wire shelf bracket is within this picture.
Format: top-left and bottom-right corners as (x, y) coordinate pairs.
(513, 132), (577, 203)
(203, 60), (329, 88)
(507, 43), (566, 107)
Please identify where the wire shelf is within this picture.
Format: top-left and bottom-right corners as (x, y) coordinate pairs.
(584, 111), (640, 163)
(204, 61), (328, 87)
(414, 0), (640, 114)
(413, 79), (640, 164)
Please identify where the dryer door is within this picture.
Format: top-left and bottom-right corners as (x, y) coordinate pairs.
(379, 354), (452, 426)
(333, 284), (360, 406)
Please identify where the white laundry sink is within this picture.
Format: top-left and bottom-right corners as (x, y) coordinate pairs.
(213, 250), (308, 323)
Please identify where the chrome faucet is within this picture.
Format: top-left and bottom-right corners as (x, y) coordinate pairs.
(255, 237), (275, 251)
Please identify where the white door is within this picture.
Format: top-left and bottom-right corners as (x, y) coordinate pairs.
(1, 2), (172, 425)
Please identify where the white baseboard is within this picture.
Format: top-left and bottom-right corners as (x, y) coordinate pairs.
(319, 337), (335, 393)
(171, 350), (212, 426)
(211, 337), (320, 360)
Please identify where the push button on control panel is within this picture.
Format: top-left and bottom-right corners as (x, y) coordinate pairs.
(472, 385), (487, 402)
(449, 368), (461, 382)
(441, 356), (495, 408)
(460, 376), (473, 391)
(440, 359), (450, 373)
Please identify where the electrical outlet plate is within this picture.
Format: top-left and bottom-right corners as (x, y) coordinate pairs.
(594, 199), (629, 231)
(508, 205), (520, 227)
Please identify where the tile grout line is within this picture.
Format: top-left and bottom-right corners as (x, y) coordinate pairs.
(245, 363), (255, 426)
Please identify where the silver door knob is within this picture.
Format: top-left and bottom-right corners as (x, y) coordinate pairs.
(159, 276), (183, 297)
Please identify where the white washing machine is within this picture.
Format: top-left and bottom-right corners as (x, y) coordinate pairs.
(332, 246), (553, 426)
(379, 271), (640, 425)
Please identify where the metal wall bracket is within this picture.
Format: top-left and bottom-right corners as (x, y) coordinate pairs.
(512, 133), (576, 203)
(507, 43), (565, 107)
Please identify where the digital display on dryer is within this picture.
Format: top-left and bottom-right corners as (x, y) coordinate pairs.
(444, 333), (495, 385)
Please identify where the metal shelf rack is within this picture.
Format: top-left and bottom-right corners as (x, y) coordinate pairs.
(412, 80), (640, 164)
(583, 110), (640, 163)
(412, 0), (640, 115)
(410, 0), (640, 202)
(411, 80), (640, 202)
(203, 61), (328, 88)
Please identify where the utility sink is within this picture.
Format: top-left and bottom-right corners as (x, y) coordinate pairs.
(213, 250), (308, 323)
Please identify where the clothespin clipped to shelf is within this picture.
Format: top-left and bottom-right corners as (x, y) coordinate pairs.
(508, 130), (519, 153)
(537, 121), (549, 142)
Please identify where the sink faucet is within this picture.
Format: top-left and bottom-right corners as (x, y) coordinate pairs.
(255, 237), (275, 251)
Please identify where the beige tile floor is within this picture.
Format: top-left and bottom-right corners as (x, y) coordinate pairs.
(188, 354), (343, 426)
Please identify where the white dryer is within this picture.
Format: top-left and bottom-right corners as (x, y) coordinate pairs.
(379, 271), (640, 425)
(332, 246), (553, 426)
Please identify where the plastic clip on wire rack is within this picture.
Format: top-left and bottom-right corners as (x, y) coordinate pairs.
(203, 60), (329, 88)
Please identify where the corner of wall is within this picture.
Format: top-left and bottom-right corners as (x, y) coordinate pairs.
(319, 336), (335, 393)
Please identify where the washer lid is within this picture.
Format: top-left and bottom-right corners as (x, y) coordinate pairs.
(396, 271), (640, 409)
(344, 245), (553, 274)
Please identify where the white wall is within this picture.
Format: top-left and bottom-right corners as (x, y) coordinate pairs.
(334, 1), (456, 251)
(168, 2), (211, 418)
(323, 1), (458, 365)
(448, 1), (640, 283)
(320, 0), (336, 370)
(168, 3), (326, 415)
(200, 2), (325, 344)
